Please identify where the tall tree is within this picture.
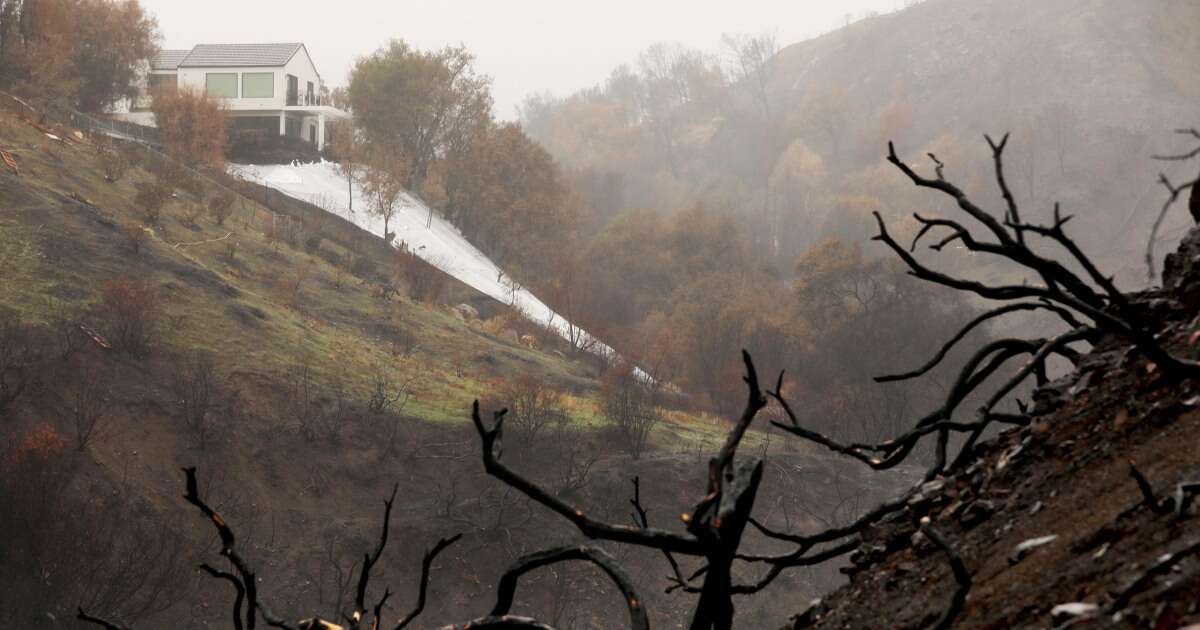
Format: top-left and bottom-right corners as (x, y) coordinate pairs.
(72, 0), (158, 112)
(0, 0), (157, 112)
(348, 40), (492, 195)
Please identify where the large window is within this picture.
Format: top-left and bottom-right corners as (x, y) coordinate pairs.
(147, 73), (177, 94)
(205, 73), (238, 98)
(241, 72), (274, 98)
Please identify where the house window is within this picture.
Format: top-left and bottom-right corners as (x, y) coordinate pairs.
(147, 73), (177, 95)
(206, 73), (238, 98)
(241, 72), (274, 98)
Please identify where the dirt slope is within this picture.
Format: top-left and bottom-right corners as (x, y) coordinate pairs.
(787, 229), (1200, 628)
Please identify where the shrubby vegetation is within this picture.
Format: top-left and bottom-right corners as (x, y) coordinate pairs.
(0, 0), (159, 112)
(150, 87), (228, 169)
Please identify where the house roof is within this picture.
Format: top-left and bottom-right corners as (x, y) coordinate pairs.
(154, 49), (192, 71)
(178, 43), (305, 68)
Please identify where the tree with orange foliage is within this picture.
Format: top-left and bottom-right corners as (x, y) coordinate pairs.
(0, 0), (78, 112)
(0, 0), (158, 112)
(151, 87), (228, 169)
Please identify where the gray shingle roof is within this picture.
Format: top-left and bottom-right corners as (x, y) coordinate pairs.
(154, 49), (192, 71)
(178, 43), (304, 68)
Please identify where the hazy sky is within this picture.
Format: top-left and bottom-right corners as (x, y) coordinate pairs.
(142, 0), (905, 118)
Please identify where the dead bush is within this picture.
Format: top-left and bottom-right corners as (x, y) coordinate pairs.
(134, 181), (172, 225)
(207, 190), (235, 225)
(544, 421), (601, 496)
(46, 297), (83, 360)
(0, 315), (39, 421)
(366, 365), (413, 454)
(182, 202), (205, 227)
(316, 378), (354, 446)
(99, 278), (161, 357)
(494, 372), (567, 445)
(64, 369), (113, 451)
(171, 352), (239, 450)
(155, 160), (204, 199)
(286, 363), (321, 441)
(97, 148), (128, 183)
(367, 365), (412, 416)
(120, 221), (148, 256)
(0, 425), (191, 625)
(395, 245), (447, 303)
(349, 252), (377, 279)
(151, 87), (229, 169)
(600, 362), (661, 460)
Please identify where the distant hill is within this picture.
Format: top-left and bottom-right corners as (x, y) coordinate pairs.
(528, 0), (1200, 285)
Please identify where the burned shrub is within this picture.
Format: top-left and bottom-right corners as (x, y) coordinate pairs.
(99, 278), (161, 357)
(207, 190), (236, 226)
(0, 315), (38, 421)
(494, 372), (568, 445)
(134, 181), (172, 225)
(171, 352), (240, 450)
(599, 362), (661, 460)
(97, 148), (128, 183)
(395, 245), (447, 304)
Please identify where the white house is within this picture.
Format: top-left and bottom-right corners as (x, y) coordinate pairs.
(120, 43), (348, 151)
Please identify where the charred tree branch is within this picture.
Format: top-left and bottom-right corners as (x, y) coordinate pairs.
(487, 545), (649, 630)
(393, 534), (463, 630)
(920, 522), (971, 630)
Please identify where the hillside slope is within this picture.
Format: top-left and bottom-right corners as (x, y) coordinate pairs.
(0, 100), (919, 627)
(786, 228), (1200, 628)
(229, 160), (612, 355)
(767, 0), (1198, 275)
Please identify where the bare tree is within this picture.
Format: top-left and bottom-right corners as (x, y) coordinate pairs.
(65, 370), (112, 451)
(599, 362), (661, 460)
(722, 31), (778, 122)
(0, 314), (36, 421)
(171, 352), (225, 450)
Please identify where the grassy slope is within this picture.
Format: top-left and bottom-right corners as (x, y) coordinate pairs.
(3, 104), (859, 626)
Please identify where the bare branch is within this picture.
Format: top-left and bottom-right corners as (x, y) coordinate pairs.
(488, 545), (649, 630)
(182, 467), (293, 630)
(1146, 173), (1199, 279)
(471, 402), (704, 555)
(354, 484), (398, 622)
(984, 132), (1024, 245)
(393, 534), (463, 630)
(876, 302), (1084, 383)
(920, 522), (971, 630)
(200, 564), (246, 630)
(1150, 128), (1200, 161)
(76, 608), (133, 630)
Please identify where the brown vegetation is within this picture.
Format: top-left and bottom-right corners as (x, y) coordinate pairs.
(150, 87), (229, 169)
(99, 277), (160, 357)
(0, 0), (158, 112)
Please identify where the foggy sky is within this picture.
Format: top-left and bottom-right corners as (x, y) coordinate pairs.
(140, 0), (905, 118)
